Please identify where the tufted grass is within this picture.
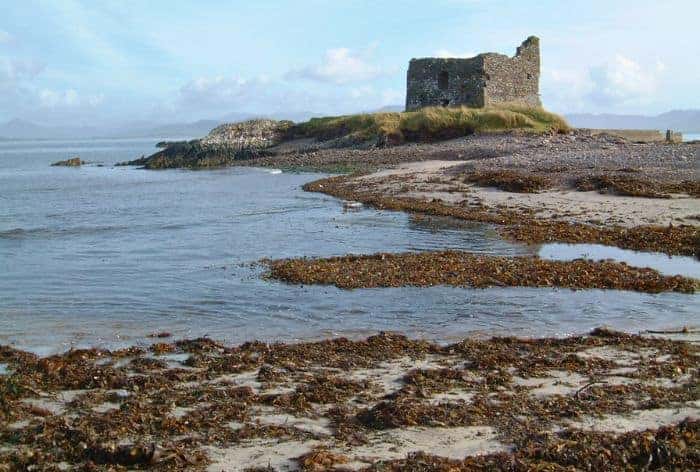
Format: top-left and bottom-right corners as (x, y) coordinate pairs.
(292, 104), (569, 144)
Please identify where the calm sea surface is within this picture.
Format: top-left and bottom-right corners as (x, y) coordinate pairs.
(1, 138), (698, 354)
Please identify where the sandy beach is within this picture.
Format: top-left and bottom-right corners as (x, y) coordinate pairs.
(1, 329), (698, 470)
(3, 131), (699, 470)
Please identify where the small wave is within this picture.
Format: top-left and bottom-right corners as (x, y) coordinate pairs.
(0, 224), (131, 240)
(233, 206), (311, 218)
(0, 228), (32, 239)
(159, 223), (192, 230)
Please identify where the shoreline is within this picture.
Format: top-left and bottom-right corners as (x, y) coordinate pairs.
(1, 329), (698, 470)
(302, 174), (699, 257)
(3, 131), (699, 469)
(286, 132), (698, 257)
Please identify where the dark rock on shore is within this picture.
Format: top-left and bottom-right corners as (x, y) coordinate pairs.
(122, 119), (292, 169)
(155, 140), (186, 148)
(51, 157), (83, 167)
(125, 140), (277, 169)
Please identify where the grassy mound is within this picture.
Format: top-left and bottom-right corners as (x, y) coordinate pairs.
(292, 104), (569, 144)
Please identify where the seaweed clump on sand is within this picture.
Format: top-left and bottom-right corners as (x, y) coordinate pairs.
(1, 329), (698, 470)
(358, 419), (698, 471)
(267, 251), (698, 293)
(463, 170), (552, 193)
(575, 175), (700, 198)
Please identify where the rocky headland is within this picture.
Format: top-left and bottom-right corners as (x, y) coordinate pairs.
(120, 119), (293, 169)
(120, 105), (569, 170)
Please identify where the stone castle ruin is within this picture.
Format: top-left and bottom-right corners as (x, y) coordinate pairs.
(405, 36), (541, 111)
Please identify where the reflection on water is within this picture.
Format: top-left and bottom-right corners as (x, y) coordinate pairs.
(539, 243), (700, 279)
(1, 138), (699, 354)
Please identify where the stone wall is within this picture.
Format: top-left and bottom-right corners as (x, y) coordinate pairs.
(482, 36), (540, 107)
(406, 56), (485, 110)
(405, 36), (541, 111)
(587, 129), (684, 143)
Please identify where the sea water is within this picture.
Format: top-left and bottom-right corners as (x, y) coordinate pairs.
(1, 138), (698, 354)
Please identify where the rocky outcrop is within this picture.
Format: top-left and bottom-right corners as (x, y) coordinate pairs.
(121, 119), (293, 169)
(201, 119), (292, 148)
(51, 157), (83, 167)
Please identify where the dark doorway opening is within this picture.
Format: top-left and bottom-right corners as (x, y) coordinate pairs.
(438, 70), (449, 91)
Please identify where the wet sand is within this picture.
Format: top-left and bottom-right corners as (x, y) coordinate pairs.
(356, 160), (700, 228)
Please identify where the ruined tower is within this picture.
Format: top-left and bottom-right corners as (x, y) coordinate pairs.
(405, 36), (541, 111)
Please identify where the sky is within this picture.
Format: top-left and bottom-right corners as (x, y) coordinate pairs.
(1, 0), (698, 126)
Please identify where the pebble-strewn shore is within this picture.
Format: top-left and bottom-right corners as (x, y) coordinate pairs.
(237, 130), (699, 178)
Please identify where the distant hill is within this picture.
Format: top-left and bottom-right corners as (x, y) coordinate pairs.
(0, 111), (324, 140)
(565, 110), (700, 133)
(0, 118), (228, 140)
(116, 120), (222, 139)
(0, 119), (103, 140)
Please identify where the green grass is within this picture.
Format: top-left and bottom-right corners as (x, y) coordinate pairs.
(292, 104), (569, 144)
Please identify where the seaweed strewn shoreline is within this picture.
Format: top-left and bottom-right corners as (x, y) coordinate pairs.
(1, 329), (698, 470)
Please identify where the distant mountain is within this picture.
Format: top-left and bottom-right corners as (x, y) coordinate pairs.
(0, 111), (327, 140)
(565, 110), (700, 133)
(0, 119), (103, 140)
(0, 118), (224, 140)
(113, 120), (222, 139)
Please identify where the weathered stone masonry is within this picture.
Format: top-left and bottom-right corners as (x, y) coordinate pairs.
(405, 36), (541, 111)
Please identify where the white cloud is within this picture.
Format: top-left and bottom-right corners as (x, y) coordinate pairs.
(349, 86), (403, 108)
(434, 49), (477, 58)
(588, 55), (662, 106)
(0, 30), (13, 44)
(39, 88), (103, 108)
(380, 88), (403, 107)
(178, 76), (273, 109)
(287, 47), (384, 84)
(542, 68), (592, 112)
(0, 57), (44, 85)
(173, 72), (403, 118)
(543, 55), (668, 112)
